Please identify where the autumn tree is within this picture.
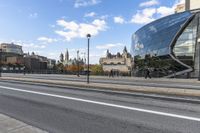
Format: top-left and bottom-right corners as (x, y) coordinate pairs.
(90, 64), (103, 75)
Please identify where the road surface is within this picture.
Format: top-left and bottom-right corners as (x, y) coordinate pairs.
(0, 81), (200, 133)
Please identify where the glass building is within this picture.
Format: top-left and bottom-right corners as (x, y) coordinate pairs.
(131, 10), (200, 78)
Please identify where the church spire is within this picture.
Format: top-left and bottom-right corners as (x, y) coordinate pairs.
(123, 46), (127, 53)
(65, 49), (69, 61)
(60, 53), (64, 62)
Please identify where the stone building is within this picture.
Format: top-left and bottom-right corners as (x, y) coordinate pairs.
(59, 49), (84, 66)
(175, 4), (185, 13)
(24, 52), (48, 72)
(47, 59), (56, 69)
(59, 53), (64, 63)
(99, 47), (133, 75)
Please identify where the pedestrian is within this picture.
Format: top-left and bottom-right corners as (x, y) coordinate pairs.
(145, 68), (151, 79)
(23, 66), (26, 75)
(109, 69), (113, 77)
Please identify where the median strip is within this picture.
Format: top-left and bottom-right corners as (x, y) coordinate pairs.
(1, 77), (200, 97)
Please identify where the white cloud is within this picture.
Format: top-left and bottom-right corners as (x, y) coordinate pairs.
(29, 13), (38, 19)
(55, 19), (107, 41)
(55, 31), (78, 41)
(84, 12), (96, 17)
(156, 0), (185, 17)
(47, 52), (59, 60)
(57, 20), (79, 31)
(114, 16), (125, 24)
(174, 0), (185, 5)
(96, 43), (123, 50)
(157, 6), (174, 17)
(131, 8), (156, 24)
(22, 43), (46, 49)
(37, 37), (58, 43)
(16, 42), (46, 49)
(100, 15), (109, 20)
(7, 40), (46, 50)
(74, 0), (101, 8)
(139, 0), (159, 7)
(131, 0), (185, 25)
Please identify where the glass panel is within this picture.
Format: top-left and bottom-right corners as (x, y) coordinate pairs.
(131, 11), (196, 77)
(132, 11), (193, 58)
(173, 14), (197, 66)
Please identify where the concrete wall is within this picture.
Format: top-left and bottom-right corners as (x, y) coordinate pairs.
(100, 58), (125, 64)
(6, 56), (23, 64)
(193, 14), (200, 78)
(190, 0), (200, 10)
(185, 0), (190, 10)
(103, 65), (130, 72)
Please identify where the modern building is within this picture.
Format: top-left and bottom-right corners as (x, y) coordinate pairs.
(100, 47), (133, 75)
(131, 9), (200, 78)
(0, 43), (24, 71)
(0, 43), (23, 55)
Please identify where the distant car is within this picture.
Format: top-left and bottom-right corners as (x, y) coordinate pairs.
(80, 70), (91, 75)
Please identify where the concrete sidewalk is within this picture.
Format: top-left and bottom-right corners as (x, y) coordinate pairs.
(1, 76), (200, 97)
(0, 113), (47, 133)
(3, 73), (200, 84)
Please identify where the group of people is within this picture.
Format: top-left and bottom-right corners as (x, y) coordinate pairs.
(109, 69), (120, 77)
(108, 68), (152, 79)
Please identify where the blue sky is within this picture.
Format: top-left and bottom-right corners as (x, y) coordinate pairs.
(0, 0), (184, 64)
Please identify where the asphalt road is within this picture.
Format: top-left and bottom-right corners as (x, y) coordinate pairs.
(2, 73), (200, 90)
(0, 81), (200, 133)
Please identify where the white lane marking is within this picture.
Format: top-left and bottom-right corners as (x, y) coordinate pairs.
(0, 85), (200, 122)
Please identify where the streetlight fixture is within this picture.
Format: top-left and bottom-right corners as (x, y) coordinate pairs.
(86, 34), (91, 84)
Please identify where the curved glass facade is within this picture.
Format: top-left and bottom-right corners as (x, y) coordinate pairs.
(131, 11), (200, 78)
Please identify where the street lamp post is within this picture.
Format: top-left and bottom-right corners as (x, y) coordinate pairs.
(77, 50), (80, 77)
(0, 49), (2, 77)
(86, 34), (91, 84)
(198, 38), (200, 81)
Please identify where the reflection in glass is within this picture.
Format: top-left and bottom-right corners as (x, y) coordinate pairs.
(131, 11), (200, 77)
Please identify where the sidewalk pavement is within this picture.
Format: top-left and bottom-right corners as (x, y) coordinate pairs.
(4, 73), (200, 83)
(0, 113), (47, 133)
(1, 76), (200, 97)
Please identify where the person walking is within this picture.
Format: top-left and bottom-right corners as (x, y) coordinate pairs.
(23, 66), (26, 75)
(109, 69), (114, 77)
(145, 68), (151, 79)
